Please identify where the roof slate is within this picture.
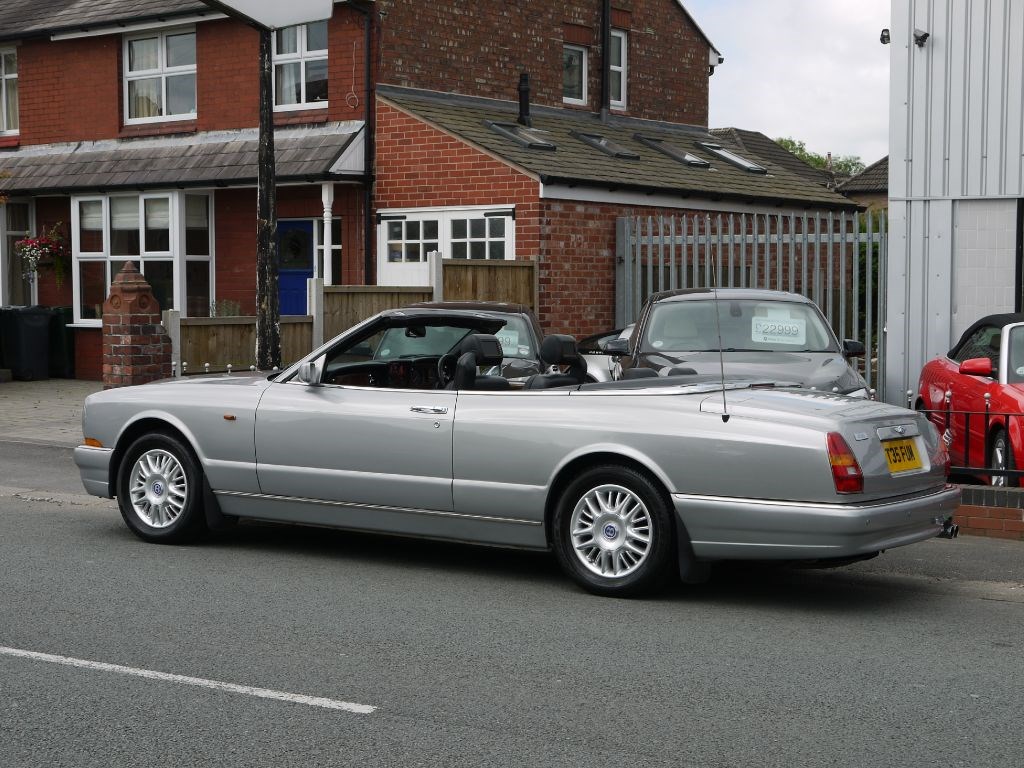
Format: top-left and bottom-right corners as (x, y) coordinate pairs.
(710, 128), (834, 187)
(379, 87), (855, 210)
(837, 156), (888, 193)
(0, 125), (362, 194)
(0, 1), (211, 40)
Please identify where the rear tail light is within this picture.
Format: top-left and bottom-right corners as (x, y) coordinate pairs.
(827, 432), (864, 494)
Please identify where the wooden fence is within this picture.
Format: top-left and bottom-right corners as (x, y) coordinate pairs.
(443, 259), (538, 310)
(164, 258), (539, 374)
(322, 286), (432, 339)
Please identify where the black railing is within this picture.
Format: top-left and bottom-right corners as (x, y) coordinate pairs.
(913, 393), (1024, 483)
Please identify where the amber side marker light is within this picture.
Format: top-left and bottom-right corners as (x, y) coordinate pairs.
(83, 438), (103, 448)
(827, 432), (864, 494)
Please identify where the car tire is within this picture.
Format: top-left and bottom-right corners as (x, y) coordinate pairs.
(990, 428), (1017, 488)
(117, 432), (208, 544)
(552, 465), (676, 597)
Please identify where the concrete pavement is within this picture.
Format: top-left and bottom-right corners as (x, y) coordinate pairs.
(0, 379), (103, 448)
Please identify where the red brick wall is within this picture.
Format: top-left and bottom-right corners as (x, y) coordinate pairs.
(33, 198), (74, 309)
(375, 100), (541, 284)
(213, 184), (365, 313)
(74, 328), (103, 381)
(214, 189), (258, 314)
(954, 505), (1024, 541)
(18, 37), (121, 145)
(376, 0), (710, 125)
(14, 8), (368, 146)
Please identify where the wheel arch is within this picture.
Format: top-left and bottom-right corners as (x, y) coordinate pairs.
(109, 414), (203, 497)
(110, 414), (232, 531)
(543, 449), (677, 546)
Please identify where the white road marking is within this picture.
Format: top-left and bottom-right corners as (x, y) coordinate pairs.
(0, 645), (376, 714)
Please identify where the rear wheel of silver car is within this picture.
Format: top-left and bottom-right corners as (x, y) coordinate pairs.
(117, 433), (207, 543)
(553, 465), (675, 597)
(990, 429), (1017, 488)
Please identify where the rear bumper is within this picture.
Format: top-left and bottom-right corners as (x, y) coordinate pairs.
(73, 446), (114, 499)
(674, 484), (961, 560)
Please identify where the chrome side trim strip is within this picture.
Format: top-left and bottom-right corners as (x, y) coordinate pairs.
(214, 490), (542, 526)
(672, 485), (956, 511)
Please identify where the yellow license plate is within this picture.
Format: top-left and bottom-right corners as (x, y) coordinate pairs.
(883, 437), (922, 473)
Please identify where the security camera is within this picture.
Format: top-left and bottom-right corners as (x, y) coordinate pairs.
(913, 29), (929, 47)
(879, 28), (890, 45)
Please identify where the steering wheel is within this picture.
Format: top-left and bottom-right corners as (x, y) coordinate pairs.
(437, 352), (459, 388)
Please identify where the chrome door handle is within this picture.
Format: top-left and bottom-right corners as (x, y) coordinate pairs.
(410, 406), (449, 415)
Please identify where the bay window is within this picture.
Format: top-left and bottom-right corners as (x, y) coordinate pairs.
(71, 192), (213, 324)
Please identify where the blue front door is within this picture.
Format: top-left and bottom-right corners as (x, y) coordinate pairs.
(277, 220), (314, 315)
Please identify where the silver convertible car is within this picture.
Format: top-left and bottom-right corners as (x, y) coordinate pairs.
(75, 307), (960, 597)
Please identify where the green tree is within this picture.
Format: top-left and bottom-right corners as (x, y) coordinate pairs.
(776, 137), (865, 177)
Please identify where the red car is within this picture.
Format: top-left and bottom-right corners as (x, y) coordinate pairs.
(917, 313), (1024, 486)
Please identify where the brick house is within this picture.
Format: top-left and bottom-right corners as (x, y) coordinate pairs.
(0, 0), (854, 379)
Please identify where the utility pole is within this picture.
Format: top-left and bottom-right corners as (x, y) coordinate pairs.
(199, 0), (333, 370)
(255, 27), (280, 370)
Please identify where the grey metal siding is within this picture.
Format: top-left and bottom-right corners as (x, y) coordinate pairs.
(886, 0), (1024, 403)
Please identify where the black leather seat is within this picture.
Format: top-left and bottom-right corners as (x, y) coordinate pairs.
(622, 367), (658, 379)
(449, 334), (510, 391)
(523, 334), (587, 390)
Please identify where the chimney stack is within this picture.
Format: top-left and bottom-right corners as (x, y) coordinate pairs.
(517, 73), (532, 127)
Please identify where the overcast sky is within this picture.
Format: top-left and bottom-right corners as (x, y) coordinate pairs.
(683, 0), (891, 164)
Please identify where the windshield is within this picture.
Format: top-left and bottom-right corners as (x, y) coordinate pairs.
(641, 299), (839, 353)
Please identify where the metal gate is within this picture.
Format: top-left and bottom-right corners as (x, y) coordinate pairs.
(616, 210), (888, 397)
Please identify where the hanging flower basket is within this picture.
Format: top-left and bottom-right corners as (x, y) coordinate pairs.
(15, 222), (70, 288)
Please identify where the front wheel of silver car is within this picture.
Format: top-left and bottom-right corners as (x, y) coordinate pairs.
(553, 465), (676, 597)
(117, 432), (207, 543)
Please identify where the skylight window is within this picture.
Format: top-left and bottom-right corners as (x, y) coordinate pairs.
(485, 121), (556, 151)
(697, 142), (767, 174)
(634, 135), (710, 167)
(570, 131), (639, 159)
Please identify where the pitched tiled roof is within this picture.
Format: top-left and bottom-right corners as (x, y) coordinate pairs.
(0, 123), (363, 194)
(838, 156), (888, 193)
(0, 1), (214, 41)
(380, 86), (855, 210)
(710, 128), (834, 187)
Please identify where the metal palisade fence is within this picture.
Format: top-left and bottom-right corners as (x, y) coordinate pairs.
(615, 210), (888, 397)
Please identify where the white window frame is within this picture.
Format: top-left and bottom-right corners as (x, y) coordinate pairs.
(123, 27), (197, 125)
(0, 47), (18, 135)
(272, 22), (329, 111)
(376, 205), (516, 265)
(610, 29), (627, 110)
(70, 191), (214, 325)
(0, 199), (35, 305)
(562, 44), (588, 107)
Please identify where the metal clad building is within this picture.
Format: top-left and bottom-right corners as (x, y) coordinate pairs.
(886, 0), (1024, 404)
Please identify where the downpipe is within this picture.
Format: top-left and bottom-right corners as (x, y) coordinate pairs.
(936, 516), (959, 539)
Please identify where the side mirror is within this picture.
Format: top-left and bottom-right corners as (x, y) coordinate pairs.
(296, 361), (321, 385)
(843, 339), (866, 357)
(604, 338), (629, 356)
(959, 357), (993, 377)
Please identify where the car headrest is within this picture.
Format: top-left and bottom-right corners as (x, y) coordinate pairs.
(540, 334), (580, 365)
(459, 334), (504, 367)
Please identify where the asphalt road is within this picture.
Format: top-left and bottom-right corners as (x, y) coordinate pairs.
(1, 440), (1023, 768)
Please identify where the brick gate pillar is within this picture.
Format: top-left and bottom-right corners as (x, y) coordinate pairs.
(102, 261), (172, 389)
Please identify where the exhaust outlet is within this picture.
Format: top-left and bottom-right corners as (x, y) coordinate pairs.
(936, 517), (959, 539)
